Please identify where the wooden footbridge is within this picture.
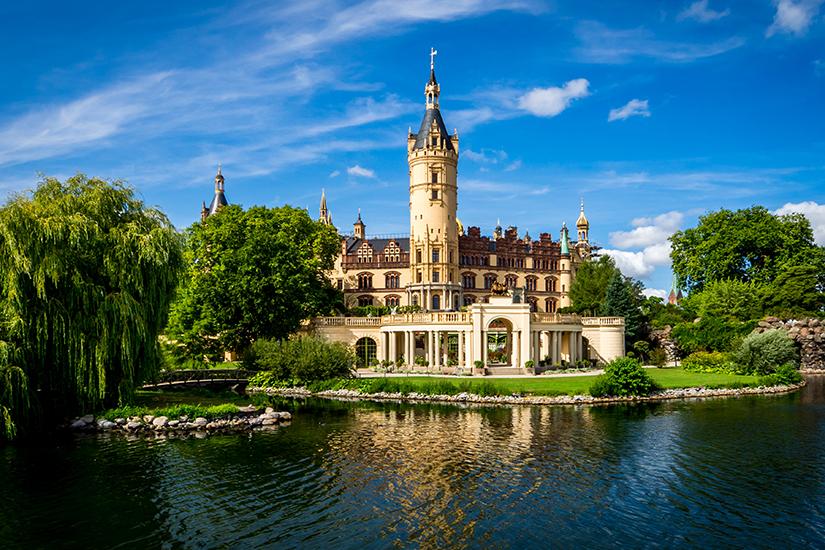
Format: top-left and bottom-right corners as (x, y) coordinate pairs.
(143, 369), (253, 390)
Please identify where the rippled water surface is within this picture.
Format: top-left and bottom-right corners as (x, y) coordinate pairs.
(4, 378), (825, 549)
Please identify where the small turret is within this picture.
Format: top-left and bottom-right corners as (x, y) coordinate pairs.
(576, 198), (589, 243)
(202, 165), (228, 220)
(353, 210), (365, 239)
(494, 218), (502, 240)
(320, 189), (331, 225)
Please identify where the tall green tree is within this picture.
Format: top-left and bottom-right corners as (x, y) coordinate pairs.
(694, 279), (765, 322)
(602, 271), (645, 344)
(669, 206), (825, 293)
(568, 255), (619, 315)
(0, 175), (183, 441)
(762, 265), (823, 317)
(168, 204), (343, 356)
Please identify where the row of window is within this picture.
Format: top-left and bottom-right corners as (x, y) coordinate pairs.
(356, 294), (558, 312)
(356, 274), (560, 292)
(460, 255), (489, 266)
(358, 274), (400, 289)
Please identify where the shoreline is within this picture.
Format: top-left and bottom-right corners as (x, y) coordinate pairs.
(248, 379), (807, 407)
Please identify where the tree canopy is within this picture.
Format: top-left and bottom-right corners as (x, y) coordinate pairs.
(669, 206), (825, 294)
(166, 204), (343, 359)
(602, 271), (645, 344)
(568, 255), (619, 315)
(0, 175), (183, 441)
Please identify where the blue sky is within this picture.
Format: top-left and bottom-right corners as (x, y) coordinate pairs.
(2, 0), (824, 297)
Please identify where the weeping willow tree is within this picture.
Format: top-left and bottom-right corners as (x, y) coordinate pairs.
(0, 175), (184, 441)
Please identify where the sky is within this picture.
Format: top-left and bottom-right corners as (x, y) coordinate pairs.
(2, 0), (824, 297)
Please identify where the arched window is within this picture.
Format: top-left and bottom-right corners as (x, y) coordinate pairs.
(358, 295), (373, 307)
(355, 337), (377, 367)
(432, 294), (441, 310)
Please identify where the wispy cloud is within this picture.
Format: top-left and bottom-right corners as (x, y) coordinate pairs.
(347, 165), (376, 178)
(603, 210), (685, 280)
(766, 0), (823, 37)
(677, 0), (730, 23)
(608, 99), (651, 121)
(574, 21), (745, 64)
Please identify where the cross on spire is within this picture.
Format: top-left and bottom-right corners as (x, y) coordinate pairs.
(430, 47), (437, 68)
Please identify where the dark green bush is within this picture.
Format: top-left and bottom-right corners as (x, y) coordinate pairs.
(246, 336), (354, 382)
(588, 374), (619, 398)
(733, 330), (799, 376)
(757, 363), (803, 387)
(589, 357), (659, 397)
(649, 347), (668, 368)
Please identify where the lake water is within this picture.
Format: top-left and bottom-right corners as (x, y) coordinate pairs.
(3, 378), (825, 549)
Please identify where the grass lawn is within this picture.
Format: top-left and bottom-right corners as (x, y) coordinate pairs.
(366, 367), (759, 397)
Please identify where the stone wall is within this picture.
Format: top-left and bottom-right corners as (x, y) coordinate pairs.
(647, 325), (680, 361)
(753, 317), (825, 371)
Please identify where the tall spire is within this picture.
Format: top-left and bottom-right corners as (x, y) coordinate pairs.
(425, 48), (440, 109)
(319, 188), (330, 224)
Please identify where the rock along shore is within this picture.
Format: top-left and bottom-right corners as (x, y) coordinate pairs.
(69, 406), (291, 436)
(249, 381), (806, 407)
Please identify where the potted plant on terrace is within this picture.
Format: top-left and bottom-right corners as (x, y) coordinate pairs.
(473, 360), (486, 376)
(524, 360), (535, 375)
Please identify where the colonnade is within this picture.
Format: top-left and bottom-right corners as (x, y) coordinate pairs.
(376, 327), (584, 368)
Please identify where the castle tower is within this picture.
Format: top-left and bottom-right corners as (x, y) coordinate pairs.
(319, 189), (331, 225)
(559, 222), (572, 308)
(406, 49), (461, 310)
(353, 210), (365, 239)
(201, 165), (228, 221)
(575, 198), (590, 260)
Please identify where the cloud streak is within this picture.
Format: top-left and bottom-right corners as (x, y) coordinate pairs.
(608, 99), (650, 121)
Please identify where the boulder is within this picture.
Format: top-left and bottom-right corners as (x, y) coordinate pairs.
(765, 316), (780, 323)
(152, 416), (168, 427)
(168, 420), (180, 427)
(262, 418), (278, 426)
(278, 412), (292, 420)
(71, 420), (86, 428)
(179, 415), (189, 422)
(115, 418), (127, 425)
(80, 414), (94, 424)
(126, 421), (142, 430)
(99, 421), (116, 430)
(143, 415), (155, 424)
(193, 417), (208, 426)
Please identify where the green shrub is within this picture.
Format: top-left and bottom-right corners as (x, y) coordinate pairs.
(588, 357), (659, 397)
(588, 374), (619, 398)
(246, 336), (354, 382)
(734, 330), (799, 375)
(672, 317), (759, 354)
(682, 351), (735, 374)
(473, 380), (503, 397)
(649, 347), (668, 368)
(757, 363), (803, 387)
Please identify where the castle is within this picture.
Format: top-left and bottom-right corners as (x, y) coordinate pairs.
(200, 55), (625, 370)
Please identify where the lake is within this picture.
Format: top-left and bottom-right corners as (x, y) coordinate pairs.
(3, 377), (825, 549)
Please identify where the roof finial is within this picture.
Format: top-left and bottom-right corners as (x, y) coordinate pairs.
(581, 197), (584, 211)
(430, 47), (437, 69)
(218, 164), (222, 176)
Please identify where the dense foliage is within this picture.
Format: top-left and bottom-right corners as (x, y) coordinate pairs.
(671, 317), (758, 354)
(757, 364), (804, 387)
(670, 206), (825, 295)
(681, 351), (736, 374)
(166, 204), (343, 361)
(588, 357), (659, 397)
(0, 175), (184, 441)
(245, 336), (354, 382)
(568, 255), (619, 315)
(734, 330), (799, 376)
(602, 271), (646, 344)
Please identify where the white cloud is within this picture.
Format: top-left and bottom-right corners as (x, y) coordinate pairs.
(601, 250), (656, 279)
(604, 210), (685, 280)
(608, 99), (651, 122)
(464, 148), (508, 164)
(766, 0), (823, 37)
(518, 79), (591, 117)
(575, 21), (745, 63)
(643, 288), (669, 299)
(347, 165), (376, 178)
(505, 159), (522, 171)
(677, 0), (731, 23)
(329, 170), (340, 178)
(774, 201), (825, 245)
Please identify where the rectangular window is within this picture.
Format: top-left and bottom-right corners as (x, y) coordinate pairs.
(432, 250), (439, 263)
(433, 271), (440, 282)
(432, 172), (438, 184)
(432, 189), (438, 200)
(416, 250), (422, 263)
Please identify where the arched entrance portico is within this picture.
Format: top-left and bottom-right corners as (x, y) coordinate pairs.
(486, 318), (512, 366)
(355, 336), (377, 367)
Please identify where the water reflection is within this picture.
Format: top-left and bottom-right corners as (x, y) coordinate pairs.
(2, 382), (825, 549)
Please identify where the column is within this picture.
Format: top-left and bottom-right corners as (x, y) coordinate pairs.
(390, 331), (397, 363)
(552, 331), (559, 365)
(458, 331), (465, 368)
(483, 331), (488, 365)
(512, 331), (520, 367)
(407, 331), (414, 368)
(578, 332), (584, 362)
(533, 331), (541, 364)
(434, 331), (441, 368)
